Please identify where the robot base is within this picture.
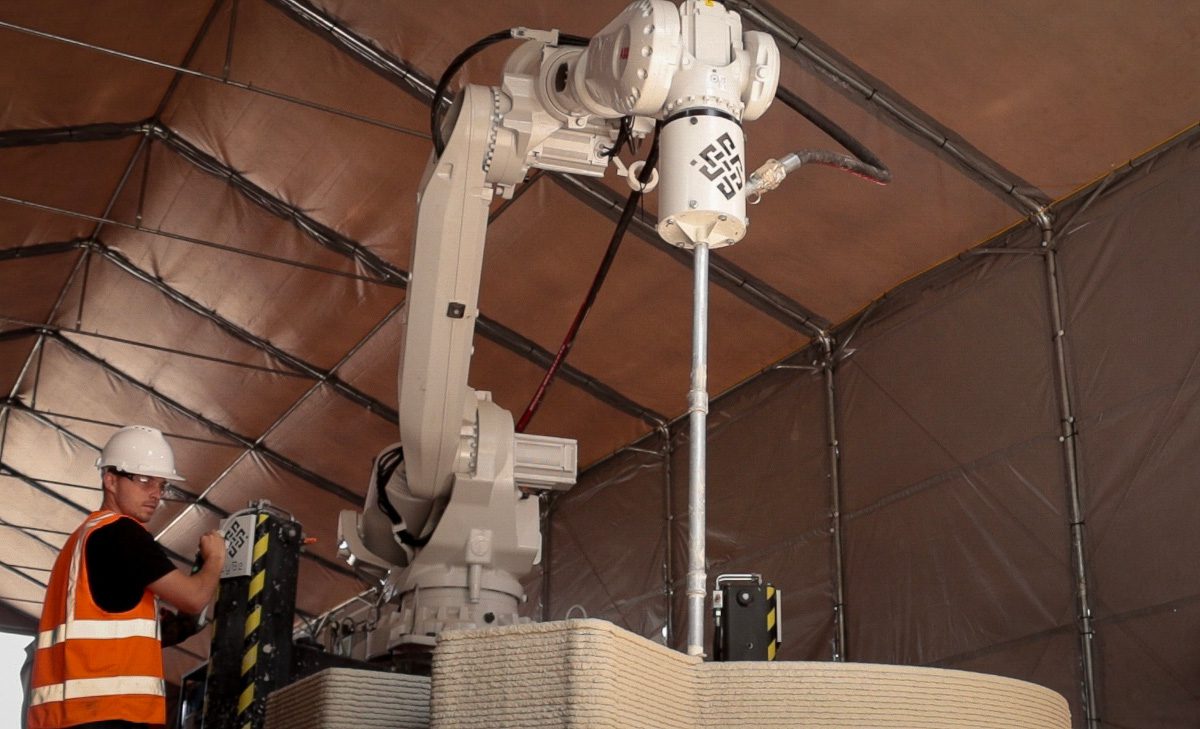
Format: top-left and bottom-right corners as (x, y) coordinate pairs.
(392, 584), (528, 648)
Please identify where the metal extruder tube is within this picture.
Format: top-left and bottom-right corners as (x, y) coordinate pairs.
(686, 243), (711, 656)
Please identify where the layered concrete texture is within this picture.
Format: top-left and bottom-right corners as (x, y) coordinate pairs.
(264, 667), (431, 729)
(431, 619), (1070, 728)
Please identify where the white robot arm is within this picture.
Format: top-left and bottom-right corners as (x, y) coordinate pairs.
(339, 0), (780, 650)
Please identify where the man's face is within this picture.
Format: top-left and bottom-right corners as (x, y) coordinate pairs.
(102, 470), (168, 523)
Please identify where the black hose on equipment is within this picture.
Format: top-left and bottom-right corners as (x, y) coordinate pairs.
(431, 30), (512, 156)
(432, 31), (592, 156)
(516, 126), (662, 432)
(774, 86), (891, 183)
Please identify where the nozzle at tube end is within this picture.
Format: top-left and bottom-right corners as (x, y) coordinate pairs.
(746, 157), (789, 201)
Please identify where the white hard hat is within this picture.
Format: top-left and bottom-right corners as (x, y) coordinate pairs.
(96, 425), (186, 482)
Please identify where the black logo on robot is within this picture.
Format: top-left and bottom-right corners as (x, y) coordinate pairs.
(225, 521), (247, 558)
(691, 132), (743, 201)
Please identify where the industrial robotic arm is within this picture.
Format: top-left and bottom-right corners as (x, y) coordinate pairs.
(339, 0), (780, 652)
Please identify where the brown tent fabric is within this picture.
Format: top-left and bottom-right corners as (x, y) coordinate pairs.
(3, 0), (1200, 726)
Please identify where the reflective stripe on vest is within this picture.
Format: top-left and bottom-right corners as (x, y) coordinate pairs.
(29, 675), (166, 706)
(64, 512), (115, 623)
(37, 618), (159, 649)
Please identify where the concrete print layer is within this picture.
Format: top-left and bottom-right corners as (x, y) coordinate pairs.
(432, 619), (1070, 728)
(265, 667), (432, 729)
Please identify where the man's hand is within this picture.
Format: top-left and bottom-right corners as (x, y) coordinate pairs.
(198, 530), (227, 573)
(149, 529), (227, 615)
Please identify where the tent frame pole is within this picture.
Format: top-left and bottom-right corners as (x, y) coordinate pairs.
(1040, 216), (1101, 728)
(819, 335), (848, 661)
(660, 424), (676, 647)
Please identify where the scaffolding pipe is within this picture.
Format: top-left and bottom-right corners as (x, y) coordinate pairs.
(820, 335), (848, 661)
(686, 243), (711, 656)
(1040, 218), (1100, 728)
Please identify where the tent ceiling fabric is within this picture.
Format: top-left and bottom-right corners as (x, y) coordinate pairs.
(1, 0), (1197, 689)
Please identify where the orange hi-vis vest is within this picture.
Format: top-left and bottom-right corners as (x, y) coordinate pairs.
(28, 510), (166, 728)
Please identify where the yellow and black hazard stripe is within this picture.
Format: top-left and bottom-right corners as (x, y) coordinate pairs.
(766, 584), (780, 661)
(236, 512), (270, 729)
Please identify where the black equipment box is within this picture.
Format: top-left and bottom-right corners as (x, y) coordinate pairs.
(712, 573), (781, 661)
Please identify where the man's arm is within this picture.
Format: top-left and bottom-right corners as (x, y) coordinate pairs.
(148, 530), (225, 615)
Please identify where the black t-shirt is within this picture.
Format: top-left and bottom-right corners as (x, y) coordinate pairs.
(85, 518), (175, 613)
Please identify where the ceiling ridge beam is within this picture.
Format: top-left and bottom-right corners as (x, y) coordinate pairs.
(33, 333), (363, 506)
(0, 327), (42, 343)
(2, 398), (360, 580)
(266, 0), (831, 339)
(0, 238), (86, 262)
(731, 0), (1051, 218)
(92, 240), (400, 423)
(0, 122), (149, 149)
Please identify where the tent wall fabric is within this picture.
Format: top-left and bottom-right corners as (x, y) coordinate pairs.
(538, 132), (1200, 728)
(3, 2), (1199, 726)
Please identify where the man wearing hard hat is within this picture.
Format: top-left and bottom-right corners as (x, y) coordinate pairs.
(26, 425), (226, 729)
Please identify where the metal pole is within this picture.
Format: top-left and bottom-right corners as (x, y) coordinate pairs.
(820, 335), (848, 661)
(541, 494), (552, 623)
(1040, 218), (1100, 728)
(660, 424), (675, 647)
(686, 243), (711, 656)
